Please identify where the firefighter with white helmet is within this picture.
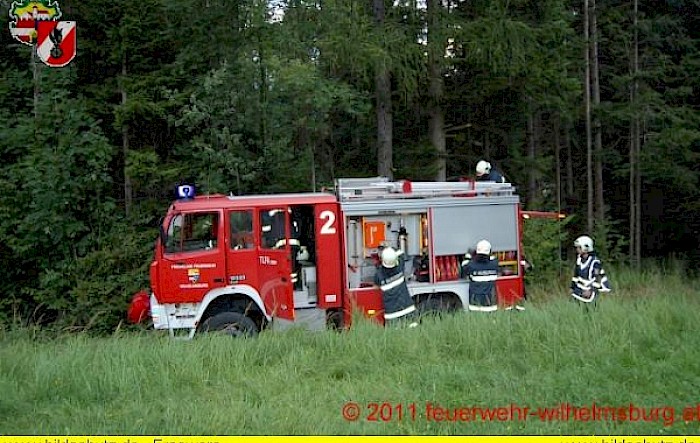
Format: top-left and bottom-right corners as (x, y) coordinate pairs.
(475, 160), (506, 183)
(461, 239), (499, 311)
(374, 245), (419, 327)
(571, 235), (611, 305)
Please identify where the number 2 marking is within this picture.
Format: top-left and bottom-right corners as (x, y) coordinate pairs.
(319, 210), (336, 234)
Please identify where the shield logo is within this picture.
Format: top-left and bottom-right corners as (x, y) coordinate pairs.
(36, 20), (76, 67)
(188, 268), (201, 283)
(8, 0), (62, 46)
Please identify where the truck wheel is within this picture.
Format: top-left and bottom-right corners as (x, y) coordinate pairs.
(326, 309), (344, 330)
(199, 312), (259, 337)
(418, 297), (450, 317)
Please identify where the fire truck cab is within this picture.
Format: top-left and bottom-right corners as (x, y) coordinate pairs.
(128, 177), (528, 338)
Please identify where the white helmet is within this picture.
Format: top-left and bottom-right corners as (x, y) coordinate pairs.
(476, 160), (491, 176)
(381, 247), (399, 268)
(574, 235), (594, 253)
(296, 246), (310, 262)
(476, 239), (492, 255)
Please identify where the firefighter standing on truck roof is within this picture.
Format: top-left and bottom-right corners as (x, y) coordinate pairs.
(475, 160), (507, 183)
(461, 240), (499, 312)
(570, 235), (611, 307)
(374, 246), (419, 328)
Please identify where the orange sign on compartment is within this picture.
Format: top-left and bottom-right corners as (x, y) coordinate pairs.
(363, 221), (386, 248)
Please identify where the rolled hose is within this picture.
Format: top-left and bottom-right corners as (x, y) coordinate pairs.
(127, 290), (151, 324)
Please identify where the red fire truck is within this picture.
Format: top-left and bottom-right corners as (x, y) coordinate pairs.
(127, 177), (552, 337)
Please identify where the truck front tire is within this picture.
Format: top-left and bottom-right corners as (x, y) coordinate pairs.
(199, 311), (259, 337)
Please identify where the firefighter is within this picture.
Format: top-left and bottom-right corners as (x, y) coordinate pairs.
(475, 160), (507, 183)
(374, 246), (419, 328)
(461, 239), (499, 312)
(273, 208), (310, 290)
(570, 235), (611, 306)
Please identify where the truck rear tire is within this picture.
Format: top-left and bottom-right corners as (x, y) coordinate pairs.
(199, 311), (259, 337)
(326, 309), (344, 330)
(418, 296), (452, 317)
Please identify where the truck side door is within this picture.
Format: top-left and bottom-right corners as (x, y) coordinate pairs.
(257, 207), (295, 320)
(226, 209), (257, 287)
(314, 202), (344, 309)
(158, 210), (226, 304)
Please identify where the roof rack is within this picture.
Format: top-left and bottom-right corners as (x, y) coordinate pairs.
(334, 177), (516, 201)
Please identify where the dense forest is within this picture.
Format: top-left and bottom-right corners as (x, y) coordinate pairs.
(0, 0), (698, 330)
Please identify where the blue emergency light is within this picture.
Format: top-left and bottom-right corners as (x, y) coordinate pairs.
(177, 184), (196, 200)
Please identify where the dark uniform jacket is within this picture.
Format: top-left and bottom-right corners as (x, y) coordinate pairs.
(476, 170), (506, 183)
(461, 254), (499, 311)
(570, 253), (611, 303)
(374, 255), (417, 321)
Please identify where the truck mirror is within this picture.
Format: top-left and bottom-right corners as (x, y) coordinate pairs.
(158, 217), (167, 246)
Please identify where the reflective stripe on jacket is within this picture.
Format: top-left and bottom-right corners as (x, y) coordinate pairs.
(570, 253), (611, 303)
(374, 256), (416, 320)
(461, 255), (498, 309)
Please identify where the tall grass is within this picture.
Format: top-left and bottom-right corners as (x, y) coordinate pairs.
(1, 268), (699, 435)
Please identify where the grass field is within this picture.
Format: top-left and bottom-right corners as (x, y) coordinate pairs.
(1, 268), (699, 435)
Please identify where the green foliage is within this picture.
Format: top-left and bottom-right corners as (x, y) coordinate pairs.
(175, 49), (369, 194)
(0, 69), (154, 331)
(459, 16), (539, 77)
(6, 90), (113, 260)
(174, 62), (261, 195)
(394, 139), (441, 180)
(592, 218), (629, 264)
(522, 216), (571, 283)
(50, 225), (155, 333)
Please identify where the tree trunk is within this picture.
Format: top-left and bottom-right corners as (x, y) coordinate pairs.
(296, 119), (315, 191)
(527, 102), (537, 207)
(591, 0), (605, 223)
(636, 121), (642, 263)
(427, 0), (446, 181)
(32, 47), (40, 121)
(258, 36), (268, 157)
(429, 107), (445, 181)
(484, 104), (491, 159)
(121, 52), (132, 217)
(634, 0), (642, 264)
(565, 123), (574, 201)
(374, 0), (393, 179)
(584, 0), (594, 233)
(554, 113), (562, 213)
(629, 98), (637, 264)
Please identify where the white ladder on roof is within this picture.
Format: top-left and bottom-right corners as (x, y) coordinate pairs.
(334, 177), (515, 201)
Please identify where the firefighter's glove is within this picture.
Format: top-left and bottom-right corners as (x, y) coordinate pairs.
(591, 281), (602, 289)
